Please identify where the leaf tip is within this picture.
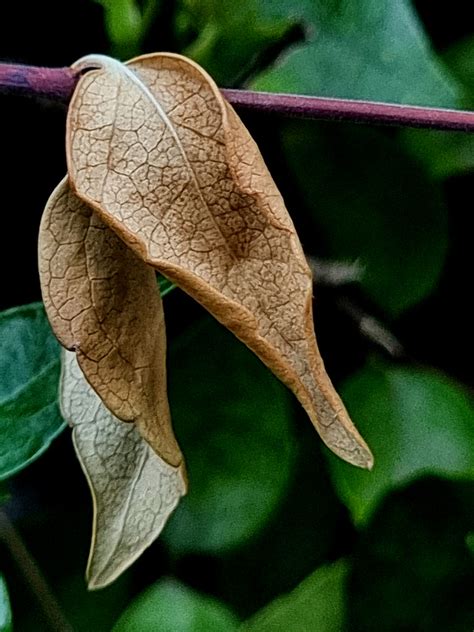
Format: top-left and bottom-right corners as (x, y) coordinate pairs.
(363, 450), (375, 471)
(341, 443), (374, 471)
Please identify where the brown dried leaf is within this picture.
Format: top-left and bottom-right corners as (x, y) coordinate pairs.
(61, 350), (186, 589)
(38, 178), (183, 467)
(67, 53), (373, 469)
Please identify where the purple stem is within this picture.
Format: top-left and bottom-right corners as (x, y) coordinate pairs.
(1, 62), (474, 132)
(222, 89), (474, 132)
(0, 64), (77, 104)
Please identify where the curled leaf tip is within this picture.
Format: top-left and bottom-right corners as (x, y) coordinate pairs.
(61, 351), (186, 590)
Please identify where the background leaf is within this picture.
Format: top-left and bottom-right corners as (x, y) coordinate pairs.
(401, 34), (474, 180)
(401, 129), (474, 180)
(466, 532), (474, 555)
(250, 0), (462, 105)
(176, 0), (295, 85)
(348, 479), (474, 632)
(158, 275), (176, 298)
(0, 574), (12, 632)
(95, 0), (161, 58)
(163, 317), (297, 554)
(0, 303), (65, 480)
(0, 484), (9, 504)
(113, 579), (239, 632)
(180, 0), (463, 105)
(282, 121), (448, 315)
(241, 559), (348, 632)
(444, 34), (474, 97)
(327, 361), (474, 524)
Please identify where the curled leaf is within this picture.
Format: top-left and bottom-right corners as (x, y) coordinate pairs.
(67, 53), (372, 468)
(38, 178), (182, 467)
(61, 350), (186, 589)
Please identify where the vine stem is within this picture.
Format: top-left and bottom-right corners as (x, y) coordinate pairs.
(1, 62), (474, 131)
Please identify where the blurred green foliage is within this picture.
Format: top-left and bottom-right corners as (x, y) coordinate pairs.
(249, 0), (463, 105)
(241, 560), (348, 632)
(163, 319), (296, 554)
(0, 304), (64, 480)
(328, 361), (474, 524)
(282, 122), (448, 315)
(112, 579), (239, 631)
(0, 574), (12, 632)
(94, 0), (161, 58)
(1, 0), (474, 630)
(403, 35), (474, 178)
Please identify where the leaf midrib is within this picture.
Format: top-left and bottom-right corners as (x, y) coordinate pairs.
(118, 57), (238, 263)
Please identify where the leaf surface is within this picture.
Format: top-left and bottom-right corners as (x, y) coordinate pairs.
(66, 52), (372, 469)
(250, 0), (461, 107)
(0, 303), (65, 480)
(164, 317), (296, 554)
(112, 579), (238, 631)
(241, 559), (348, 632)
(282, 122), (448, 315)
(177, 0), (295, 86)
(327, 362), (474, 524)
(38, 178), (183, 467)
(0, 574), (12, 632)
(61, 350), (186, 589)
(402, 35), (474, 180)
(95, 0), (161, 59)
(467, 532), (474, 556)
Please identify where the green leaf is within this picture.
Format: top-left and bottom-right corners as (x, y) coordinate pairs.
(0, 574), (12, 632)
(401, 35), (474, 180)
(250, 0), (462, 106)
(177, 0), (295, 85)
(0, 303), (59, 399)
(466, 532), (474, 556)
(0, 303), (65, 480)
(0, 483), (9, 504)
(327, 361), (474, 525)
(163, 317), (297, 554)
(349, 479), (474, 631)
(113, 579), (239, 632)
(282, 122), (448, 315)
(96, 0), (161, 58)
(444, 35), (474, 96)
(241, 559), (348, 632)
(401, 130), (474, 180)
(158, 274), (176, 298)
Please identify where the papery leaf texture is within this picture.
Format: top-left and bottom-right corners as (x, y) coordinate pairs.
(38, 178), (183, 468)
(66, 52), (372, 469)
(61, 350), (186, 589)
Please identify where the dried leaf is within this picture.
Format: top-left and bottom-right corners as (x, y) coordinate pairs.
(38, 178), (183, 467)
(60, 350), (186, 589)
(67, 53), (373, 468)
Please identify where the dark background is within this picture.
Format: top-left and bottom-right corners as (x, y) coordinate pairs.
(1, 2), (474, 630)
